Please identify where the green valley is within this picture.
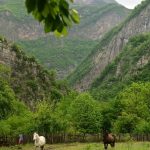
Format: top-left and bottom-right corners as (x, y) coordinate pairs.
(0, 0), (150, 149)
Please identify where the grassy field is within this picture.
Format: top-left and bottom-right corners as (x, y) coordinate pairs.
(1, 142), (150, 150)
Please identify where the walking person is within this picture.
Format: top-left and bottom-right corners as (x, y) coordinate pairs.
(18, 134), (24, 145)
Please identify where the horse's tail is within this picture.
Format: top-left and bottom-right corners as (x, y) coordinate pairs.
(112, 134), (116, 141)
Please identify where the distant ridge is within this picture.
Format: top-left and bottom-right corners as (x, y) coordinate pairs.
(68, 0), (150, 91)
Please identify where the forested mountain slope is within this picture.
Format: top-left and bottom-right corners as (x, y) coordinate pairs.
(0, 0), (43, 40)
(91, 33), (150, 101)
(68, 0), (150, 91)
(0, 37), (68, 107)
(0, 0), (129, 78)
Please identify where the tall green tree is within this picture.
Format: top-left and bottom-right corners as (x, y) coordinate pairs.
(113, 82), (150, 134)
(70, 93), (102, 134)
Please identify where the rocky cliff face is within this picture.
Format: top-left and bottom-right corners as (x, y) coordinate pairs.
(72, 4), (129, 40)
(0, 37), (67, 107)
(0, 11), (44, 41)
(90, 33), (150, 101)
(69, 0), (150, 91)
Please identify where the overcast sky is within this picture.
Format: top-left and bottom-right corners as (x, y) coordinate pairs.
(115, 0), (143, 9)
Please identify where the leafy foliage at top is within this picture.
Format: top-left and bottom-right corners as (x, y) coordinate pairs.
(25, 0), (80, 36)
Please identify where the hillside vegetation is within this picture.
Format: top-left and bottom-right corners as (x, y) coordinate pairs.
(0, 37), (69, 107)
(18, 36), (99, 78)
(68, 0), (150, 87)
(91, 33), (150, 101)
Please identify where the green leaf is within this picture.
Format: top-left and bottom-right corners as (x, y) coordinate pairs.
(54, 26), (68, 37)
(57, 22), (64, 33)
(70, 9), (80, 24)
(52, 6), (60, 17)
(42, 4), (49, 18)
(62, 15), (72, 26)
(60, 0), (69, 10)
(37, 0), (47, 12)
(61, 26), (68, 36)
(32, 10), (43, 22)
(25, 0), (80, 35)
(44, 22), (52, 33)
(25, 0), (37, 13)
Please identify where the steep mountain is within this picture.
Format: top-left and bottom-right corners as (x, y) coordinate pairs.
(91, 33), (150, 101)
(0, 0), (44, 40)
(0, 37), (68, 108)
(71, 3), (129, 40)
(0, 0), (130, 78)
(68, 0), (150, 91)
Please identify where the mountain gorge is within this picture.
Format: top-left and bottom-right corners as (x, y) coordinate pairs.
(0, 0), (129, 78)
(68, 0), (150, 93)
(0, 0), (149, 104)
(1, 0), (150, 144)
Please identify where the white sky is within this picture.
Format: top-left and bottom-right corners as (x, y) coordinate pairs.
(115, 0), (143, 9)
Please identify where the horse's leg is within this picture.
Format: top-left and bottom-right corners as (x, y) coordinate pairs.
(110, 142), (115, 147)
(40, 145), (44, 150)
(104, 143), (108, 150)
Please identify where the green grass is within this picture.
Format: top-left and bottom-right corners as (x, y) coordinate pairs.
(1, 142), (150, 150)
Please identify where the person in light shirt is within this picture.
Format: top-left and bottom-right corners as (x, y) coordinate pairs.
(18, 134), (24, 145)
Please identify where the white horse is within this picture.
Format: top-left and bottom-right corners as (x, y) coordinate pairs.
(33, 132), (46, 150)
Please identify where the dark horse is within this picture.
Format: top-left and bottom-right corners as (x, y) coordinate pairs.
(103, 130), (116, 150)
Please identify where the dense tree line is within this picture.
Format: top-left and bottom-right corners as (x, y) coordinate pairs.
(0, 63), (150, 138)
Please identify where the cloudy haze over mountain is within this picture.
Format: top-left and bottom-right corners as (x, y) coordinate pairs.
(115, 0), (143, 9)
